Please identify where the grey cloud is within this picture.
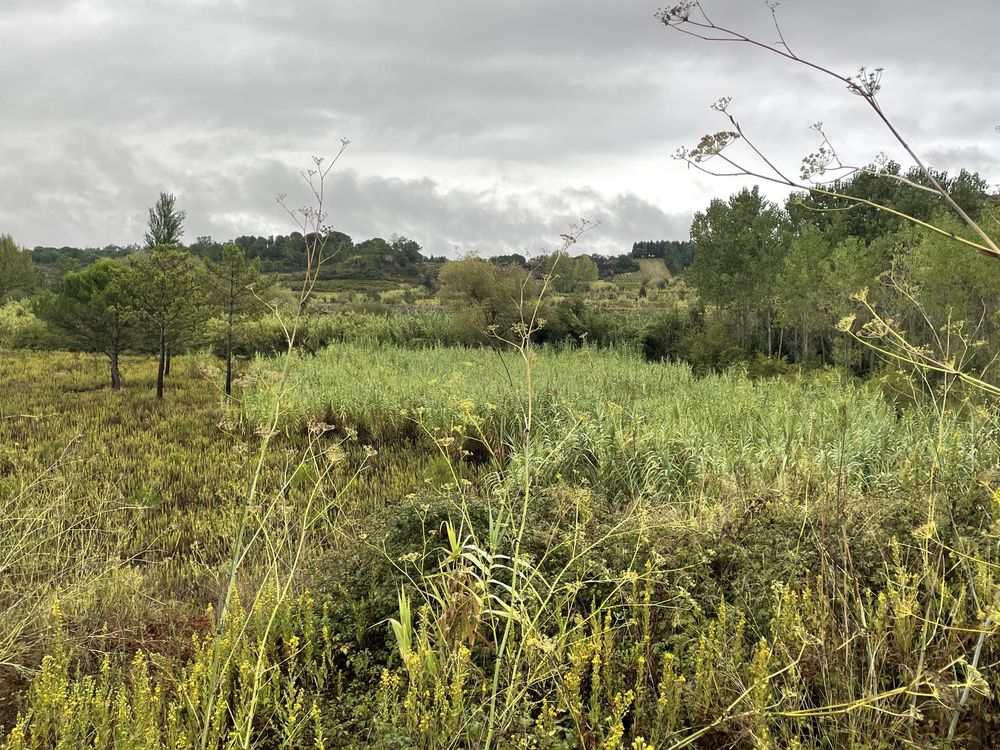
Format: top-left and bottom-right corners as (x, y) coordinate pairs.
(2, 0), (997, 251)
(0, 138), (693, 257)
(0, 132), (164, 247)
(323, 171), (693, 256)
(193, 166), (695, 257)
(923, 145), (1000, 188)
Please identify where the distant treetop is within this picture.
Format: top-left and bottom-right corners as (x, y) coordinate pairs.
(144, 191), (186, 248)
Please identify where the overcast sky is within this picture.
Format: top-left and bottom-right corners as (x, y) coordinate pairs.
(1, 0), (997, 257)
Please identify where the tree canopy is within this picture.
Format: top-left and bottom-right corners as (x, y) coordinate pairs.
(144, 192), (186, 248)
(131, 246), (207, 398)
(205, 242), (270, 395)
(35, 259), (138, 389)
(688, 187), (786, 350)
(438, 257), (547, 344)
(0, 233), (38, 301)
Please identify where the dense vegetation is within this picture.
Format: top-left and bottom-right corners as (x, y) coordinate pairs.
(2, 335), (999, 747)
(2, 151), (1000, 748)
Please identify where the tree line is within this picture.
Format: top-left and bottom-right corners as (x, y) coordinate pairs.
(673, 163), (999, 374)
(3, 192), (696, 395)
(24, 232), (431, 288)
(20, 232), (688, 290)
(8, 165), (994, 383)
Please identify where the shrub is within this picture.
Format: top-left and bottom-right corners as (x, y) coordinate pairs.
(0, 300), (65, 350)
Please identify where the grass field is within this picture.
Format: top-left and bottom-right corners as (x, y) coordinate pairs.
(1, 344), (998, 748)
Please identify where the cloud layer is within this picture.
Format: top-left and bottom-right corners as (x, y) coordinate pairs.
(2, 0), (997, 255)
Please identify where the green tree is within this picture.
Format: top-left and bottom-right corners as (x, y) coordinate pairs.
(774, 224), (833, 361)
(900, 209), (1000, 362)
(787, 164), (991, 247)
(438, 257), (545, 344)
(540, 253), (599, 293)
(205, 243), (270, 395)
(35, 260), (138, 389)
(144, 192), (186, 248)
(488, 253), (528, 269)
(141, 192), (189, 376)
(389, 235), (424, 266)
(688, 187), (787, 351)
(132, 246), (207, 399)
(188, 235), (223, 261)
(0, 233), (38, 301)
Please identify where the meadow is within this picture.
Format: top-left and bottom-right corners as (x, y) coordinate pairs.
(4, 3), (998, 742)
(2, 338), (998, 748)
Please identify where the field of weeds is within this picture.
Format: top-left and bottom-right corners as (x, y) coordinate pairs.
(2, 346), (998, 748)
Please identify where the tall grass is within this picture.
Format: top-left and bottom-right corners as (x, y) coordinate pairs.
(239, 342), (988, 507)
(236, 336), (1000, 746)
(4, 345), (999, 747)
(4, 322), (1000, 746)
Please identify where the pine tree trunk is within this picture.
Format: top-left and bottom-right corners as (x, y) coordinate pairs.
(156, 329), (166, 399)
(225, 279), (235, 396)
(225, 322), (234, 396)
(110, 349), (123, 391)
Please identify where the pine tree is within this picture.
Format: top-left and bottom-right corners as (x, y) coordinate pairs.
(144, 192), (186, 248)
(205, 243), (269, 395)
